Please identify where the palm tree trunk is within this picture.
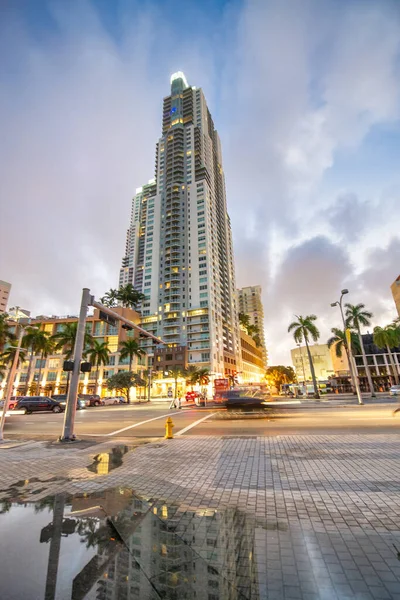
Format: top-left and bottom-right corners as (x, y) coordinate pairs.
(357, 330), (376, 397)
(386, 344), (399, 385)
(174, 377), (178, 399)
(304, 338), (320, 399)
(36, 352), (44, 395)
(25, 348), (34, 395)
(95, 362), (99, 396)
(129, 356), (133, 372)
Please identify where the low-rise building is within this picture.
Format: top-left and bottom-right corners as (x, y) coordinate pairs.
(0, 307), (147, 399)
(239, 330), (265, 384)
(291, 344), (335, 382)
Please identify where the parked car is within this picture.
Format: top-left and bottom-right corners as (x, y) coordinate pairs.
(13, 396), (66, 414)
(0, 398), (18, 410)
(101, 396), (121, 406)
(185, 391), (200, 402)
(52, 394), (86, 409)
(78, 394), (101, 407)
(117, 396), (127, 404)
(389, 385), (400, 396)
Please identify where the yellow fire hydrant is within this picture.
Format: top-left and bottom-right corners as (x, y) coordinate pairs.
(165, 417), (174, 439)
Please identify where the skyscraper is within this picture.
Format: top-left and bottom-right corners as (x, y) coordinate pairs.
(119, 73), (240, 376)
(0, 280), (11, 314)
(237, 285), (268, 367)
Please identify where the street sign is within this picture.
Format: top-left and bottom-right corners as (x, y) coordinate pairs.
(99, 310), (117, 327)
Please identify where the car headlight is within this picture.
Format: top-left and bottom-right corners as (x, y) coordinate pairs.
(60, 401), (67, 406)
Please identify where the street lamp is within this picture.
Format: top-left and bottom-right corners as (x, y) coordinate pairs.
(330, 289), (363, 405)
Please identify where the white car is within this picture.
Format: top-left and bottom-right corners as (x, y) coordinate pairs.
(101, 397), (121, 406)
(389, 385), (400, 396)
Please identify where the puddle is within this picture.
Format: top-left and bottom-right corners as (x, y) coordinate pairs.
(87, 445), (130, 475)
(0, 487), (399, 599)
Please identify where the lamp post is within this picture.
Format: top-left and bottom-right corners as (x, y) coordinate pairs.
(331, 289), (363, 405)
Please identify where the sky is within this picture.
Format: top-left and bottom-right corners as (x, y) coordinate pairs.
(1, 0), (400, 365)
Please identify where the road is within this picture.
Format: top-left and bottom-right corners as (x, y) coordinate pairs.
(3, 400), (400, 440)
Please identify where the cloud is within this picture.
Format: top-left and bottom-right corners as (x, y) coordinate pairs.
(1, 0), (400, 366)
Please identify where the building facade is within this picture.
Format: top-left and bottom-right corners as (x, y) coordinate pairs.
(291, 344), (335, 382)
(239, 330), (265, 383)
(119, 72), (240, 378)
(0, 308), (147, 399)
(237, 285), (268, 366)
(0, 280), (11, 314)
(391, 275), (400, 317)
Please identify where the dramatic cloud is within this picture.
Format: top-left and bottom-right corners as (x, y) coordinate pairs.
(1, 0), (400, 363)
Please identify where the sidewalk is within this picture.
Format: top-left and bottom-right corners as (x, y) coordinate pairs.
(1, 434), (400, 598)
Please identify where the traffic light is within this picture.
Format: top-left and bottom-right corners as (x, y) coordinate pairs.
(63, 360), (74, 372)
(80, 362), (92, 373)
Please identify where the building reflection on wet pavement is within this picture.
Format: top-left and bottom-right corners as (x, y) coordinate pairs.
(1, 484), (400, 599)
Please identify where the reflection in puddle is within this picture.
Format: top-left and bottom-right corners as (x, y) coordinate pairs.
(1, 487), (400, 599)
(87, 445), (130, 475)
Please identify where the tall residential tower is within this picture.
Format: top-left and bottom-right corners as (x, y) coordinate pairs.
(120, 73), (240, 376)
(237, 285), (268, 367)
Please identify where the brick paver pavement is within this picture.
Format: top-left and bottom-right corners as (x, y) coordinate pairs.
(1, 434), (400, 599)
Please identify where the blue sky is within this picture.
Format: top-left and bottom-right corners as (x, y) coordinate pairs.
(1, 0), (400, 363)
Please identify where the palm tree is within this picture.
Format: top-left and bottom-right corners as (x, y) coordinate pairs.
(185, 365), (199, 390)
(167, 365), (185, 399)
(373, 325), (400, 385)
(239, 313), (250, 330)
(197, 367), (210, 386)
(0, 346), (27, 389)
(327, 327), (360, 358)
(85, 340), (110, 396)
(0, 313), (16, 349)
(117, 284), (145, 309)
(53, 322), (93, 394)
(119, 338), (145, 371)
(101, 288), (119, 308)
(22, 327), (49, 395)
(345, 303), (376, 396)
(35, 333), (54, 395)
(288, 315), (320, 399)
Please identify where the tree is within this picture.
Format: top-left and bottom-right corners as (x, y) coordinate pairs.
(107, 371), (144, 404)
(166, 365), (186, 399)
(265, 366), (296, 390)
(327, 327), (360, 358)
(373, 325), (400, 385)
(288, 315), (320, 399)
(85, 340), (110, 395)
(35, 334), (54, 395)
(252, 333), (262, 348)
(52, 322), (93, 360)
(119, 338), (145, 371)
(117, 284), (145, 309)
(0, 313), (16, 349)
(238, 313), (250, 330)
(53, 322), (93, 394)
(185, 365), (199, 390)
(22, 327), (49, 395)
(345, 303), (376, 396)
(0, 346), (27, 388)
(196, 367), (210, 387)
(100, 289), (119, 308)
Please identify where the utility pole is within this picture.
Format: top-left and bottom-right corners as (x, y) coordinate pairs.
(0, 326), (24, 442)
(60, 288), (92, 441)
(331, 289), (363, 405)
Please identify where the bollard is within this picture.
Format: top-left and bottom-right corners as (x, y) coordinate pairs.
(165, 417), (174, 439)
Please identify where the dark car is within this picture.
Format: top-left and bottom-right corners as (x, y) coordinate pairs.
(78, 394), (101, 407)
(14, 396), (66, 414)
(52, 394), (86, 409)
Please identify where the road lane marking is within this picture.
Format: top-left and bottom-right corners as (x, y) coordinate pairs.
(175, 413), (213, 436)
(106, 412), (182, 436)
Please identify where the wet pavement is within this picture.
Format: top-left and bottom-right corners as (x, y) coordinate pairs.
(0, 434), (400, 598)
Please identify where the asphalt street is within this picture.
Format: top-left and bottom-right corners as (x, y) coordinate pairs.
(3, 401), (400, 440)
